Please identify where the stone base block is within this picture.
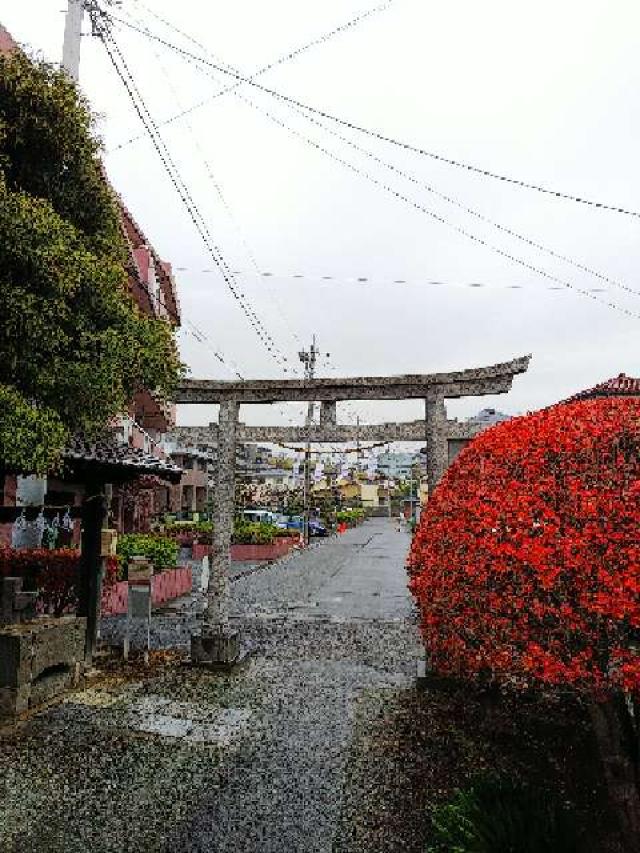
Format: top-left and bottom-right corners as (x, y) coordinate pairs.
(0, 685), (30, 717)
(29, 666), (74, 708)
(191, 630), (240, 669)
(0, 617), (86, 719)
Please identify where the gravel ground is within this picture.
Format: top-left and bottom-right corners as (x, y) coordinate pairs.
(0, 519), (424, 853)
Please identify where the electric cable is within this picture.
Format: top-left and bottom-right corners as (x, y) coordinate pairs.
(106, 11), (640, 221)
(94, 15), (297, 375)
(125, 0), (306, 375)
(109, 0), (396, 152)
(106, 10), (640, 319)
(219, 73), (640, 320)
(114, 4), (374, 427)
(170, 265), (612, 293)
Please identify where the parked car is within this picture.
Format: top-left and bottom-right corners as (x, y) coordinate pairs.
(277, 515), (328, 537)
(309, 520), (328, 538)
(241, 509), (277, 525)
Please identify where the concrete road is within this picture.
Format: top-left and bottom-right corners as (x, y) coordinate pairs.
(0, 518), (423, 853)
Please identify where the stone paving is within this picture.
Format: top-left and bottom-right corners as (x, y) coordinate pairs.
(0, 519), (423, 852)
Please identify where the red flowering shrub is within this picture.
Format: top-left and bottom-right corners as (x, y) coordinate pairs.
(0, 548), (118, 616)
(408, 397), (640, 697)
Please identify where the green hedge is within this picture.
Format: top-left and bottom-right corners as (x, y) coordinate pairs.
(274, 527), (297, 538)
(116, 534), (179, 574)
(165, 521), (213, 535)
(336, 509), (365, 525)
(232, 522), (278, 545)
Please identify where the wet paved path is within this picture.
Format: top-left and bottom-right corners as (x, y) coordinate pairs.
(0, 519), (423, 853)
(171, 519), (421, 852)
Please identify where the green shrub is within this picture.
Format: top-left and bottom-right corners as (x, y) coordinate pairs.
(427, 774), (579, 853)
(336, 508), (365, 525)
(274, 527), (296, 538)
(232, 522), (277, 545)
(166, 521), (213, 536)
(117, 534), (178, 574)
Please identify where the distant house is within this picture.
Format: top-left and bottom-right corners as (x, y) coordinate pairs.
(118, 202), (181, 436)
(360, 483), (380, 509)
(447, 407), (512, 466)
(560, 373), (640, 404)
(376, 451), (418, 480)
(157, 444), (214, 520)
(466, 407), (512, 427)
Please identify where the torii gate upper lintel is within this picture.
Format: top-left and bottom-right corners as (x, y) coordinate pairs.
(180, 354), (531, 667)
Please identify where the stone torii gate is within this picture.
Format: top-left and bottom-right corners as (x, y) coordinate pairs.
(176, 354), (530, 666)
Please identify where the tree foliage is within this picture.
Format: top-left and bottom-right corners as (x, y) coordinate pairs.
(0, 51), (182, 474)
(408, 397), (640, 697)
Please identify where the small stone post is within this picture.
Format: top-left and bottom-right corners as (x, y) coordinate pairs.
(77, 484), (107, 664)
(192, 398), (240, 666)
(425, 392), (447, 496)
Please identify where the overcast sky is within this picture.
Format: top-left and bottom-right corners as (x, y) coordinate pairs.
(5, 0), (639, 434)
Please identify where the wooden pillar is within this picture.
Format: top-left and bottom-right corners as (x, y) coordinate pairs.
(77, 482), (107, 664)
(192, 398), (240, 666)
(425, 392), (447, 496)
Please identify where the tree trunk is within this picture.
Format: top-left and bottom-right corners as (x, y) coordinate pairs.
(589, 694), (640, 851)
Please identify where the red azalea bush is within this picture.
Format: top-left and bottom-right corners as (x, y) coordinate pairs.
(408, 397), (640, 696)
(0, 548), (118, 616)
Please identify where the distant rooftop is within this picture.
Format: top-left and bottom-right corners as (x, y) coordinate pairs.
(466, 407), (511, 425)
(562, 373), (640, 403)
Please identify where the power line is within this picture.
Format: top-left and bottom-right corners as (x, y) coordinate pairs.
(284, 102), (640, 303)
(112, 10), (639, 321)
(147, 34), (640, 311)
(111, 8), (640, 449)
(124, 0), (305, 378)
(108, 0), (396, 152)
(105, 11), (640, 221)
(113, 5), (373, 424)
(93, 14), (297, 375)
(208, 66), (640, 320)
(168, 265), (614, 293)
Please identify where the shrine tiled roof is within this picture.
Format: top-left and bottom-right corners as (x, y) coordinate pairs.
(562, 373), (640, 403)
(64, 436), (183, 483)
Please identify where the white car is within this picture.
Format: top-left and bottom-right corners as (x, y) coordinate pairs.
(241, 509), (277, 525)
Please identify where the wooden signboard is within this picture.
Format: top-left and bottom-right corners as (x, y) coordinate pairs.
(100, 529), (118, 558)
(127, 557), (152, 584)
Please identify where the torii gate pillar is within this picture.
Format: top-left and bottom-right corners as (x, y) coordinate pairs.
(425, 393), (447, 495)
(191, 398), (240, 667)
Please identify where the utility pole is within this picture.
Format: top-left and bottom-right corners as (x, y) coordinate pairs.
(62, 1), (116, 82)
(386, 443), (392, 522)
(299, 335), (319, 546)
(62, 0), (84, 82)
